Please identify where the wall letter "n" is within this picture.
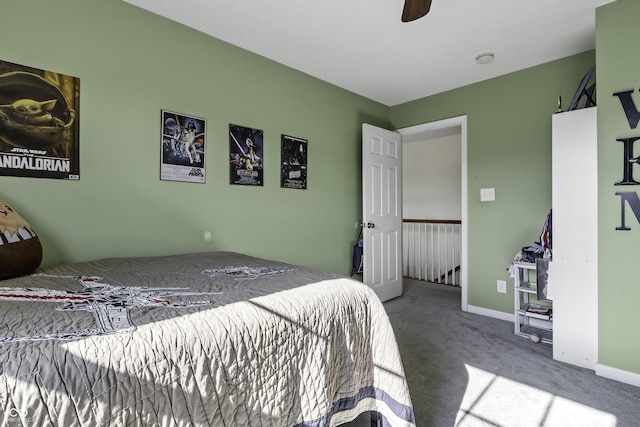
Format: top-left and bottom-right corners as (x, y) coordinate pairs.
(616, 192), (640, 230)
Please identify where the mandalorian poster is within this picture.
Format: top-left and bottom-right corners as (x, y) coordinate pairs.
(0, 60), (80, 180)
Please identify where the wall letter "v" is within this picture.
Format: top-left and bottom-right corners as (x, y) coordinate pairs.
(613, 90), (640, 129)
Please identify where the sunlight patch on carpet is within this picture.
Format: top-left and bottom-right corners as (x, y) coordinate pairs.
(455, 364), (617, 427)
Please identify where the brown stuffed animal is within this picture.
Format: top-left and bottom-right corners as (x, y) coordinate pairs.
(0, 197), (42, 280)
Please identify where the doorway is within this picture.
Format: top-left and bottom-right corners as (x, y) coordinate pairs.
(397, 116), (468, 311)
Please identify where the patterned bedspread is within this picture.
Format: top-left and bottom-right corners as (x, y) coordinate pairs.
(0, 252), (414, 426)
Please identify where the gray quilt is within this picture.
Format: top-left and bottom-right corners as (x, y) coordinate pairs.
(0, 252), (415, 426)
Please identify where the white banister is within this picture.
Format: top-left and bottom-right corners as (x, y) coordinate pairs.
(403, 219), (461, 286)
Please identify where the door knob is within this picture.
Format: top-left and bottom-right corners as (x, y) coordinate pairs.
(367, 222), (375, 229)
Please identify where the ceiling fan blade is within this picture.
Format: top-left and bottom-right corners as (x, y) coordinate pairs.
(401, 0), (432, 22)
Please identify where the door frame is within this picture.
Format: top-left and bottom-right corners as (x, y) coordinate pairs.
(396, 115), (468, 312)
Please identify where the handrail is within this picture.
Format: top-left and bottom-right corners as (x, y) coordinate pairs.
(403, 219), (461, 224)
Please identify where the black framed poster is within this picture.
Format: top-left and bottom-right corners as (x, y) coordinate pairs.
(0, 60), (80, 180)
(229, 124), (263, 186)
(160, 110), (206, 183)
(280, 134), (307, 189)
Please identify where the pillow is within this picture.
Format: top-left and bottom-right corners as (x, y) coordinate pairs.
(0, 197), (42, 280)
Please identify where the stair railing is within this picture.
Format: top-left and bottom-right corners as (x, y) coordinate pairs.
(403, 219), (462, 286)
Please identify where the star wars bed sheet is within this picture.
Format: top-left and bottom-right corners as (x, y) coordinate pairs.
(0, 251), (415, 426)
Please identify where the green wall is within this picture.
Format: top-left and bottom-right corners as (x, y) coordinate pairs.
(596, 0), (640, 375)
(0, 0), (389, 273)
(390, 52), (595, 314)
(390, 0), (640, 379)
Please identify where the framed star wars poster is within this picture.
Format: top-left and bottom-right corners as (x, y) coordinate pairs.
(0, 60), (80, 180)
(280, 134), (307, 189)
(229, 124), (263, 186)
(160, 110), (206, 183)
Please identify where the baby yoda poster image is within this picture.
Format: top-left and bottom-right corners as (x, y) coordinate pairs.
(0, 60), (80, 180)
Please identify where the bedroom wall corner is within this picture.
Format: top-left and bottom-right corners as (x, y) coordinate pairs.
(389, 50), (596, 316)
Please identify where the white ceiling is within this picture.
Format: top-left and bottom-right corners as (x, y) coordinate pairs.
(123, 0), (614, 107)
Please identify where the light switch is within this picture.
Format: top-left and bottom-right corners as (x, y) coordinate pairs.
(480, 187), (495, 202)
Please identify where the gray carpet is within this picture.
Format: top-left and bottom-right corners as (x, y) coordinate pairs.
(383, 279), (640, 427)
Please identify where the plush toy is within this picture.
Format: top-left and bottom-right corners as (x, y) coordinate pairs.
(0, 197), (42, 280)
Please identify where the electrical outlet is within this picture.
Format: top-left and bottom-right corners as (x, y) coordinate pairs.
(497, 280), (507, 293)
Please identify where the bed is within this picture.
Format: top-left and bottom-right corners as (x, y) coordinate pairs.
(0, 251), (415, 426)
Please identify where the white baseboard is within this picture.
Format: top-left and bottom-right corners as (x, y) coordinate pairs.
(467, 305), (513, 322)
(467, 306), (640, 388)
(596, 363), (640, 388)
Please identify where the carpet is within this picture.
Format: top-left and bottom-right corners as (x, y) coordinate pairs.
(383, 279), (640, 427)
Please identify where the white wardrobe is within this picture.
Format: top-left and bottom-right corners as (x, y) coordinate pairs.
(551, 107), (598, 370)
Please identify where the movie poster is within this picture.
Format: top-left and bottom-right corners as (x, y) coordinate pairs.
(160, 110), (206, 183)
(280, 134), (307, 190)
(0, 60), (80, 180)
(229, 124), (263, 186)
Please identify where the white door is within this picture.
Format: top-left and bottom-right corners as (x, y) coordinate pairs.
(362, 123), (403, 302)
